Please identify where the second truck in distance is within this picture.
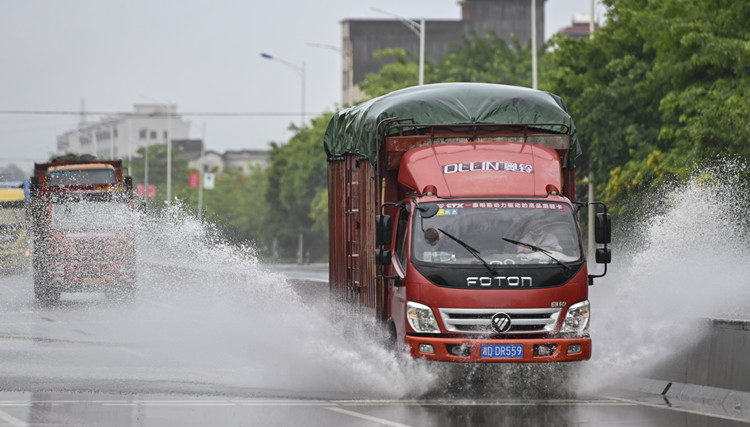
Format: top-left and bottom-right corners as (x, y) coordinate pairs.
(30, 157), (137, 303)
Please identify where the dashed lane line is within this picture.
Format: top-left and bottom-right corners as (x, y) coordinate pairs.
(325, 406), (414, 427)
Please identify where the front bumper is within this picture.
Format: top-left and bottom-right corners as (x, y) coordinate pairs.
(405, 335), (591, 363)
(48, 261), (136, 292)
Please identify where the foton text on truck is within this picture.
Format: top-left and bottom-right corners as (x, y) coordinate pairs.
(324, 83), (611, 363)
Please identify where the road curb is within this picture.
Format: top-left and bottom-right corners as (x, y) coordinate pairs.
(617, 377), (750, 420)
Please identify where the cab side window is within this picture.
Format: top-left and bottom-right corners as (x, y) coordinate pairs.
(393, 210), (409, 270)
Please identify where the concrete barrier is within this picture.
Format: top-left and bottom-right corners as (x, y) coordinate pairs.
(646, 317), (750, 393)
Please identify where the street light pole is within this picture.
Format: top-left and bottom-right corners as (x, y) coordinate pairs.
(260, 52), (306, 128)
(371, 7), (425, 85)
(531, 0), (538, 89)
(166, 102), (172, 202)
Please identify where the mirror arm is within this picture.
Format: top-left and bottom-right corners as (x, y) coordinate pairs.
(378, 274), (403, 287)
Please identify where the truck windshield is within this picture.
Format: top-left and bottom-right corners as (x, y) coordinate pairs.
(412, 201), (582, 266)
(47, 169), (117, 186)
(50, 201), (130, 232)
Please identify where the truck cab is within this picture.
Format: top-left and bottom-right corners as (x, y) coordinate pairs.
(380, 141), (602, 362)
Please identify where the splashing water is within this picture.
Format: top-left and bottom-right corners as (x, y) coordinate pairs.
(21, 160), (749, 400)
(128, 163), (750, 400)
(116, 203), (438, 399)
(581, 159), (750, 390)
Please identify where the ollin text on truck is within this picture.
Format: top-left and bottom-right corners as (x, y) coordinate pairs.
(30, 155), (137, 304)
(324, 83), (611, 363)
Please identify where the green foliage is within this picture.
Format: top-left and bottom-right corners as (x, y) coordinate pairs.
(360, 31), (539, 99)
(435, 31), (533, 86)
(129, 143), (191, 208)
(261, 114), (331, 259)
(544, 0), (750, 212)
(359, 48), (422, 98)
(200, 166), (268, 246)
(604, 149), (678, 217)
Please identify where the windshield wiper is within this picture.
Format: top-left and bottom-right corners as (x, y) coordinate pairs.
(438, 228), (496, 276)
(502, 237), (570, 270)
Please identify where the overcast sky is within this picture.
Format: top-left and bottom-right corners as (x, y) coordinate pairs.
(0, 0), (605, 171)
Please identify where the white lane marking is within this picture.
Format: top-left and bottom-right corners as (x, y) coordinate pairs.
(0, 409), (29, 427)
(608, 396), (750, 424)
(325, 406), (413, 427)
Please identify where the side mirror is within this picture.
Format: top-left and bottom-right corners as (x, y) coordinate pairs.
(595, 212), (611, 244)
(124, 176), (133, 190)
(375, 214), (392, 246)
(375, 248), (392, 266)
(595, 247), (611, 264)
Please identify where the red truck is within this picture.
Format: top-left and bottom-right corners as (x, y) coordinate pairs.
(30, 157), (137, 304)
(324, 83), (611, 363)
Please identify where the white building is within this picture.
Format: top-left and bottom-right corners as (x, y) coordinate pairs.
(56, 104), (191, 161)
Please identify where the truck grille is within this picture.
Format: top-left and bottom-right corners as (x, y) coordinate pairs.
(438, 307), (561, 334)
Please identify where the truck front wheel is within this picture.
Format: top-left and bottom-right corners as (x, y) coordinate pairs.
(34, 283), (60, 305)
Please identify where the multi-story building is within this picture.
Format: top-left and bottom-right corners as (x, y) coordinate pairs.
(173, 140), (270, 174)
(56, 104), (191, 161)
(558, 14), (599, 40)
(341, 0), (545, 104)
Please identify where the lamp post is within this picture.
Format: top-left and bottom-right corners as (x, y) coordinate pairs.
(260, 52), (306, 128)
(308, 42), (354, 106)
(166, 102), (172, 202)
(531, 0), (538, 89)
(371, 7), (424, 86)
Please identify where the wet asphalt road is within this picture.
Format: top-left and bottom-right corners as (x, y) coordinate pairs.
(0, 265), (747, 426)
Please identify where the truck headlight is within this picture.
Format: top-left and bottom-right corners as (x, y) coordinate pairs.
(560, 300), (590, 334)
(406, 301), (440, 333)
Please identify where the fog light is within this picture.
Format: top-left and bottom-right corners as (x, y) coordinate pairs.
(418, 344), (435, 354)
(447, 344), (471, 357)
(567, 343), (582, 354)
(533, 344), (556, 356)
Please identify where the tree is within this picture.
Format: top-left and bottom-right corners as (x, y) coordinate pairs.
(200, 165), (268, 246)
(543, 0), (750, 212)
(262, 114), (332, 260)
(360, 31), (539, 99)
(359, 48), (422, 98)
(435, 31), (533, 87)
(129, 143), (191, 209)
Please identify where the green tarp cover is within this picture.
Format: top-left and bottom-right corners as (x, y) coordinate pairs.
(324, 82), (581, 166)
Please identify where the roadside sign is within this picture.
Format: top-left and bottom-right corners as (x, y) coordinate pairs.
(137, 184), (157, 198)
(189, 173), (200, 188)
(204, 173), (215, 190)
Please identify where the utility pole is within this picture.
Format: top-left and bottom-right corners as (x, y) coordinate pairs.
(531, 0), (538, 89)
(587, 0), (596, 262)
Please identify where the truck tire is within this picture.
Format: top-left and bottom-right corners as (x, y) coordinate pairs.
(33, 279), (60, 305)
(32, 255), (59, 305)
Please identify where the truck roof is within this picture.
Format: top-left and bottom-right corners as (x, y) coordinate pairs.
(47, 163), (116, 173)
(47, 163), (115, 173)
(33, 159), (124, 186)
(324, 83), (581, 166)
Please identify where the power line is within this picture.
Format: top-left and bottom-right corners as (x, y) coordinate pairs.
(0, 110), (325, 117)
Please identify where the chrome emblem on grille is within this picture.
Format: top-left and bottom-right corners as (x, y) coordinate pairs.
(490, 312), (512, 333)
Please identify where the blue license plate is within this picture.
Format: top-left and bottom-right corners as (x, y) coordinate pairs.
(481, 344), (523, 358)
